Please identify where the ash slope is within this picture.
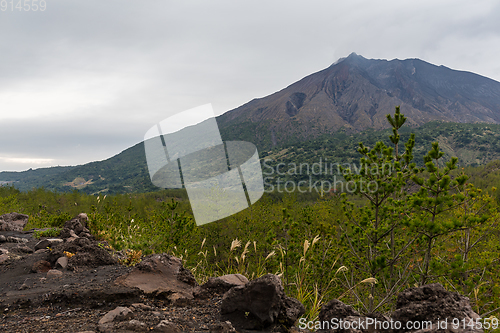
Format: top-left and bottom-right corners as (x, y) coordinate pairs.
(218, 53), (500, 148)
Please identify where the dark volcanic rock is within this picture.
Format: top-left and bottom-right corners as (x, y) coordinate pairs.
(47, 237), (116, 269)
(115, 253), (197, 304)
(201, 273), (249, 294)
(392, 283), (483, 333)
(317, 299), (387, 333)
(59, 213), (94, 241)
(0, 212), (29, 232)
(220, 273), (305, 331)
(34, 238), (63, 250)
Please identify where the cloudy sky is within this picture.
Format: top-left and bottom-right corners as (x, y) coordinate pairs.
(1, 0), (500, 172)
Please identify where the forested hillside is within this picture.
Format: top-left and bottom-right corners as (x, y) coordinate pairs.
(2, 120), (500, 194)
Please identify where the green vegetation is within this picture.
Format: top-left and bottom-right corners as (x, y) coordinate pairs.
(1, 107), (500, 323)
(3, 120), (500, 195)
(33, 227), (62, 239)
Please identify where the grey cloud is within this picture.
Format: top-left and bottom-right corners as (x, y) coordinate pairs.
(1, 0), (500, 171)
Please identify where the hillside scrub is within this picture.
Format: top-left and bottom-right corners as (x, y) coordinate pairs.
(1, 108), (500, 320)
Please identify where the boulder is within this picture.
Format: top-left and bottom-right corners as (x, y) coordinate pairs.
(392, 283), (483, 333)
(34, 238), (63, 250)
(115, 254), (197, 304)
(0, 212), (29, 232)
(317, 299), (384, 333)
(0, 235), (6, 242)
(201, 273), (249, 294)
(98, 306), (133, 332)
(59, 213), (93, 241)
(6, 236), (28, 243)
(99, 306), (133, 323)
(77, 213), (88, 226)
(220, 274), (305, 331)
(12, 245), (33, 254)
(47, 237), (116, 269)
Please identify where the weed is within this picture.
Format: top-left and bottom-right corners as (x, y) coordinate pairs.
(33, 228), (61, 239)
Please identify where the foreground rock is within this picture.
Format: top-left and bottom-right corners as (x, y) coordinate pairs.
(98, 306), (134, 332)
(115, 253), (198, 306)
(317, 283), (483, 333)
(317, 299), (388, 333)
(59, 213), (94, 241)
(0, 212), (29, 231)
(392, 283), (483, 333)
(195, 273), (249, 299)
(46, 237), (117, 270)
(221, 273), (305, 332)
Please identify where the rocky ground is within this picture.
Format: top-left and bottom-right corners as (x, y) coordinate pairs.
(0, 212), (487, 333)
(0, 213), (307, 333)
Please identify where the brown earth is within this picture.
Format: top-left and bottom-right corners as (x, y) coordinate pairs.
(0, 229), (308, 333)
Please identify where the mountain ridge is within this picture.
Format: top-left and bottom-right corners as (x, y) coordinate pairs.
(217, 53), (500, 148)
(3, 54), (500, 193)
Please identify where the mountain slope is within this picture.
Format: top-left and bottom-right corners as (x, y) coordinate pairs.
(3, 54), (500, 193)
(218, 53), (500, 148)
(2, 122), (500, 193)
(0, 143), (155, 194)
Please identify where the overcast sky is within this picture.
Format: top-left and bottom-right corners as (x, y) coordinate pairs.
(1, 0), (500, 172)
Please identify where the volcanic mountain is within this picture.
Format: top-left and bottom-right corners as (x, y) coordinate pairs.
(218, 53), (500, 148)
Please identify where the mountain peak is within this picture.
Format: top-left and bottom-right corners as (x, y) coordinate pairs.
(218, 55), (500, 148)
(331, 52), (365, 66)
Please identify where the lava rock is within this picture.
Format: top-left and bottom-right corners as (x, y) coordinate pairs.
(12, 245), (33, 254)
(34, 238), (63, 250)
(0, 212), (29, 232)
(98, 306), (133, 332)
(201, 274), (249, 294)
(221, 273), (305, 331)
(115, 253), (197, 302)
(392, 283), (483, 333)
(47, 237), (116, 269)
(6, 236), (28, 243)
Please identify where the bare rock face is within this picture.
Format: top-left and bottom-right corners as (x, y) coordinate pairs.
(115, 253), (197, 304)
(220, 274), (305, 331)
(392, 283), (483, 333)
(0, 212), (29, 232)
